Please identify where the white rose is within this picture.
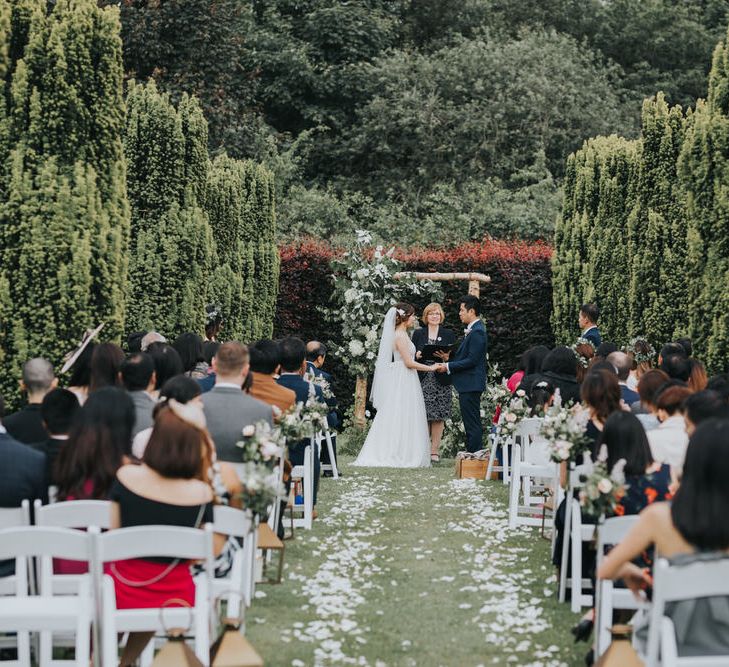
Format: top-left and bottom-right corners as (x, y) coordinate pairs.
(261, 441), (281, 460)
(597, 478), (613, 494)
(505, 413), (517, 423)
(242, 425), (255, 437)
(344, 288), (358, 304)
(367, 352), (375, 359)
(356, 268), (370, 279)
(349, 340), (365, 357)
(516, 390), (526, 397)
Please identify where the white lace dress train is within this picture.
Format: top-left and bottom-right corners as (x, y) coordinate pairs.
(353, 338), (431, 468)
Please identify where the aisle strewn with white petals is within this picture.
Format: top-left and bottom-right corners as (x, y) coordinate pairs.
(246, 458), (581, 666)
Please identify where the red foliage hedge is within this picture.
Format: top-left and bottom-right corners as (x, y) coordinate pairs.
(274, 239), (555, 408)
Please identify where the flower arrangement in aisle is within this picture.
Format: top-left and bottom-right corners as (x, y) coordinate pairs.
(327, 229), (442, 378)
(486, 375), (513, 419)
(497, 389), (531, 436)
(578, 446), (628, 519)
(539, 391), (591, 463)
(278, 397), (330, 442)
(235, 420), (286, 517)
(304, 369), (335, 400)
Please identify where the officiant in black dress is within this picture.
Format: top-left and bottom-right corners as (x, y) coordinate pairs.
(413, 303), (456, 462)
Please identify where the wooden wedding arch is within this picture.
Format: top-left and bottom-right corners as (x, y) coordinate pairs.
(353, 271), (491, 426)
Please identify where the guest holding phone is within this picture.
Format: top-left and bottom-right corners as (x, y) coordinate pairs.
(413, 303), (456, 462)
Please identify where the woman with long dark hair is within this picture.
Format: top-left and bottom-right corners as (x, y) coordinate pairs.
(172, 332), (208, 379)
(88, 343), (125, 393)
(54, 387), (135, 501)
(581, 369), (622, 454)
(598, 419), (729, 658)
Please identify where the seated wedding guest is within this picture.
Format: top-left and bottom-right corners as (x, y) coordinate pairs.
(515, 345), (550, 395)
(676, 336), (693, 358)
(707, 373), (729, 402)
(688, 358), (708, 392)
(202, 342), (273, 462)
(108, 400), (225, 666)
(633, 369), (670, 430)
(121, 353), (157, 438)
(126, 331), (146, 353)
(197, 341), (220, 393)
(607, 351), (640, 406)
(249, 340), (296, 414)
(534, 346), (581, 405)
(277, 337), (325, 509)
(683, 390), (729, 436)
(89, 342), (124, 393)
(0, 394), (47, 577)
(588, 359), (617, 375)
(66, 341), (96, 405)
(32, 388), (80, 486)
(54, 387), (135, 501)
(173, 332), (208, 380)
(598, 419), (729, 660)
(146, 341), (183, 396)
(528, 381), (554, 416)
(594, 341), (618, 360)
(625, 337), (655, 390)
(579, 303), (601, 347)
(647, 383), (692, 470)
(411, 303), (455, 462)
(573, 340), (596, 383)
(658, 341), (686, 365)
(660, 353), (691, 383)
(140, 330), (166, 351)
(581, 369), (622, 453)
(3, 357), (57, 444)
(132, 375), (202, 458)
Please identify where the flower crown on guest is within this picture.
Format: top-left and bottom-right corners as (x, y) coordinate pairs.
(623, 336), (656, 364)
(205, 303), (223, 326)
(571, 337), (595, 368)
(396, 308), (405, 316)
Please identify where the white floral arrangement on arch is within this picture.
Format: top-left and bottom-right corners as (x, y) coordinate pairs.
(327, 229), (442, 378)
(539, 391), (591, 463)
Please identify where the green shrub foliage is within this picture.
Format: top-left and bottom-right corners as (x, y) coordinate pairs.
(0, 0), (129, 405)
(553, 24), (729, 371)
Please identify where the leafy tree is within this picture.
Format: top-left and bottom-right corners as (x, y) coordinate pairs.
(0, 0), (129, 406)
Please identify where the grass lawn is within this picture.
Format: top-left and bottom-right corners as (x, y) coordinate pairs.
(245, 456), (585, 666)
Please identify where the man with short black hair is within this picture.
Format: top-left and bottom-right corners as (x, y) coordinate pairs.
(277, 337), (325, 508)
(578, 303), (601, 348)
(33, 388), (79, 485)
(683, 390), (729, 436)
(658, 342), (687, 365)
(248, 340), (296, 413)
(707, 373), (729, 402)
(202, 342), (273, 462)
(435, 296), (488, 453)
(607, 351), (640, 406)
(121, 352), (157, 437)
(660, 354), (692, 383)
(3, 358), (57, 444)
(306, 340), (341, 475)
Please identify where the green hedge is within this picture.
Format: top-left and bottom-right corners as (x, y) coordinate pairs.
(552, 24), (729, 372)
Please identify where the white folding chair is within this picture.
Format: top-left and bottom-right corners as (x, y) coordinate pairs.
(211, 506), (254, 622)
(0, 502), (33, 666)
(594, 515), (644, 657)
(289, 443), (314, 530)
(0, 526), (93, 667)
(557, 464), (593, 610)
(646, 556), (729, 667)
(92, 524), (215, 667)
(317, 431), (339, 479)
(507, 419), (556, 530)
(485, 425), (513, 484)
(33, 499), (112, 666)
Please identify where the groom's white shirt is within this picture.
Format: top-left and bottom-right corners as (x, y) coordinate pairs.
(446, 320), (477, 374)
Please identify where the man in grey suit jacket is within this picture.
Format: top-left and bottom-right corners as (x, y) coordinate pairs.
(121, 353), (157, 437)
(202, 341), (273, 462)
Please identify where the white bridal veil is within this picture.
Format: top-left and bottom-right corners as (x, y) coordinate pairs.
(369, 307), (397, 410)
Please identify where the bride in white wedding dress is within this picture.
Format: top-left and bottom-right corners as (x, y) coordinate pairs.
(354, 303), (435, 468)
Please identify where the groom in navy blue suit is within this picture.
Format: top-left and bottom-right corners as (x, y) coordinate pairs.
(435, 295), (488, 453)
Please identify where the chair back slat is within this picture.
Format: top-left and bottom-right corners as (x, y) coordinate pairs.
(0, 499), (30, 529)
(95, 524), (213, 562)
(35, 499), (112, 529)
(0, 526), (92, 561)
(213, 505), (254, 538)
(654, 556), (729, 602)
(597, 515), (639, 554)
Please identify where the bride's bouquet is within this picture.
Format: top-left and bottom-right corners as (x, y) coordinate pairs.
(539, 392), (591, 463)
